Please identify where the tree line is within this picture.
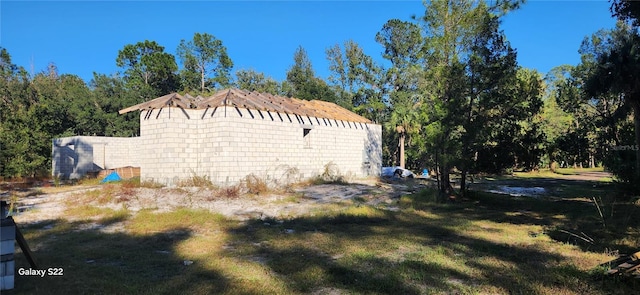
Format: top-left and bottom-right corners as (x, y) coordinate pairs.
(1, 0), (638, 195)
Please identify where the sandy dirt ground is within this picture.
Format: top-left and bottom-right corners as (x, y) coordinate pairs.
(5, 178), (427, 225)
(2, 170), (611, 224)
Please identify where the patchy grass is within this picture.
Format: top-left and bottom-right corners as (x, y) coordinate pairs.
(37, 182), (103, 194)
(555, 167), (606, 175)
(9, 175), (640, 294)
(62, 181), (153, 207)
(127, 209), (232, 234)
(139, 179), (165, 189)
(65, 205), (130, 221)
(513, 170), (560, 179)
(178, 174), (214, 188)
(103, 176), (164, 189)
(273, 193), (304, 205)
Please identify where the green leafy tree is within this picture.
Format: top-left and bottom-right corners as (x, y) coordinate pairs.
(537, 67), (575, 170)
(581, 23), (640, 183)
(376, 19), (424, 93)
(555, 64), (602, 169)
(415, 0), (487, 195)
(414, 0), (536, 196)
(235, 69), (281, 95)
(0, 47), (32, 119)
(611, 0), (640, 26)
(383, 93), (424, 168)
(551, 23), (640, 186)
(286, 46), (337, 103)
(116, 40), (180, 97)
(0, 54), (103, 177)
(60, 74), (102, 136)
(1, 112), (49, 177)
(375, 19), (425, 167)
(177, 33), (234, 93)
(90, 73), (140, 137)
(326, 40), (385, 122)
(0, 47), (38, 177)
(285, 46), (314, 98)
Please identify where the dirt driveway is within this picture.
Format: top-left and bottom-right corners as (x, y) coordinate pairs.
(552, 171), (612, 181)
(470, 170), (613, 198)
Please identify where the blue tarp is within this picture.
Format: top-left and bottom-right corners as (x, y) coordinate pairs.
(101, 171), (122, 183)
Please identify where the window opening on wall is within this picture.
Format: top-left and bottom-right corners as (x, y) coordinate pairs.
(303, 128), (311, 148)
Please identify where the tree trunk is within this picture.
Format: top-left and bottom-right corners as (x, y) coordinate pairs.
(435, 150), (440, 192)
(399, 133), (405, 168)
(201, 67), (206, 93)
(460, 170), (467, 198)
(440, 167), (453, 201)
(437, 145), (453, 202)
(632, 100), (640, 180)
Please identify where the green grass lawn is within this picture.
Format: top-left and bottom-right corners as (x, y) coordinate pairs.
(6, 175), (640, 294)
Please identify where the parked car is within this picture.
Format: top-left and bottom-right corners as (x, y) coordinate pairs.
(382, 166), (415, 178)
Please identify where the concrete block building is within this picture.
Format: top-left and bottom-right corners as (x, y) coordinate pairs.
(52, 88), (382, 185)
(52, 136), (140, 180)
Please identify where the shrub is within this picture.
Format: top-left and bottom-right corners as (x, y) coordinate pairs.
(178, 174), (213, 188)
(244, 173), (269, 195)
(603, 149), (640, 195)
(212, 185), (241, 199)
(271, 165), (300, 190)
(310, 162), (348, 185)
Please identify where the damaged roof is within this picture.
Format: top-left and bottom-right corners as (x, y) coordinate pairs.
(119, 88), (372, 123)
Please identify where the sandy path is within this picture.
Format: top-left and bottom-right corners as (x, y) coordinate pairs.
(557, 171), (612, 181)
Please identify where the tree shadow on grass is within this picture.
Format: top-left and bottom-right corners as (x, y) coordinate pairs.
(228, 208), (609, 294)
(465, 185), (640, 255)
(6, 218), (231, 295)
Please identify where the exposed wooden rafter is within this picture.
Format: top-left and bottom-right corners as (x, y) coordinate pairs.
(118, 88), (372, 123)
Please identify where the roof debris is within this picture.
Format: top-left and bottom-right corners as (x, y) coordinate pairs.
(602, 250), (640, 279)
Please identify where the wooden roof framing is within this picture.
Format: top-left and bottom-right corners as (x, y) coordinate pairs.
(119, 88), (372, 123)
(118, 93), (192, 114)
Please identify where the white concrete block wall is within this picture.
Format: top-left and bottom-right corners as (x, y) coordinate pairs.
(52, 136), (140, 179)
(140, 107), (209, 185)
(137, 106), (381, 185)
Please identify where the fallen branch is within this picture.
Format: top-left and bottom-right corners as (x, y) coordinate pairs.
(558, 229), (594, 244)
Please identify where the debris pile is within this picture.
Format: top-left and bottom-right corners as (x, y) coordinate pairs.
(603, 251), (640, 279)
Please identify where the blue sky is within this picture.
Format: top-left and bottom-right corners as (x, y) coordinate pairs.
(1, 1), (617, 84)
